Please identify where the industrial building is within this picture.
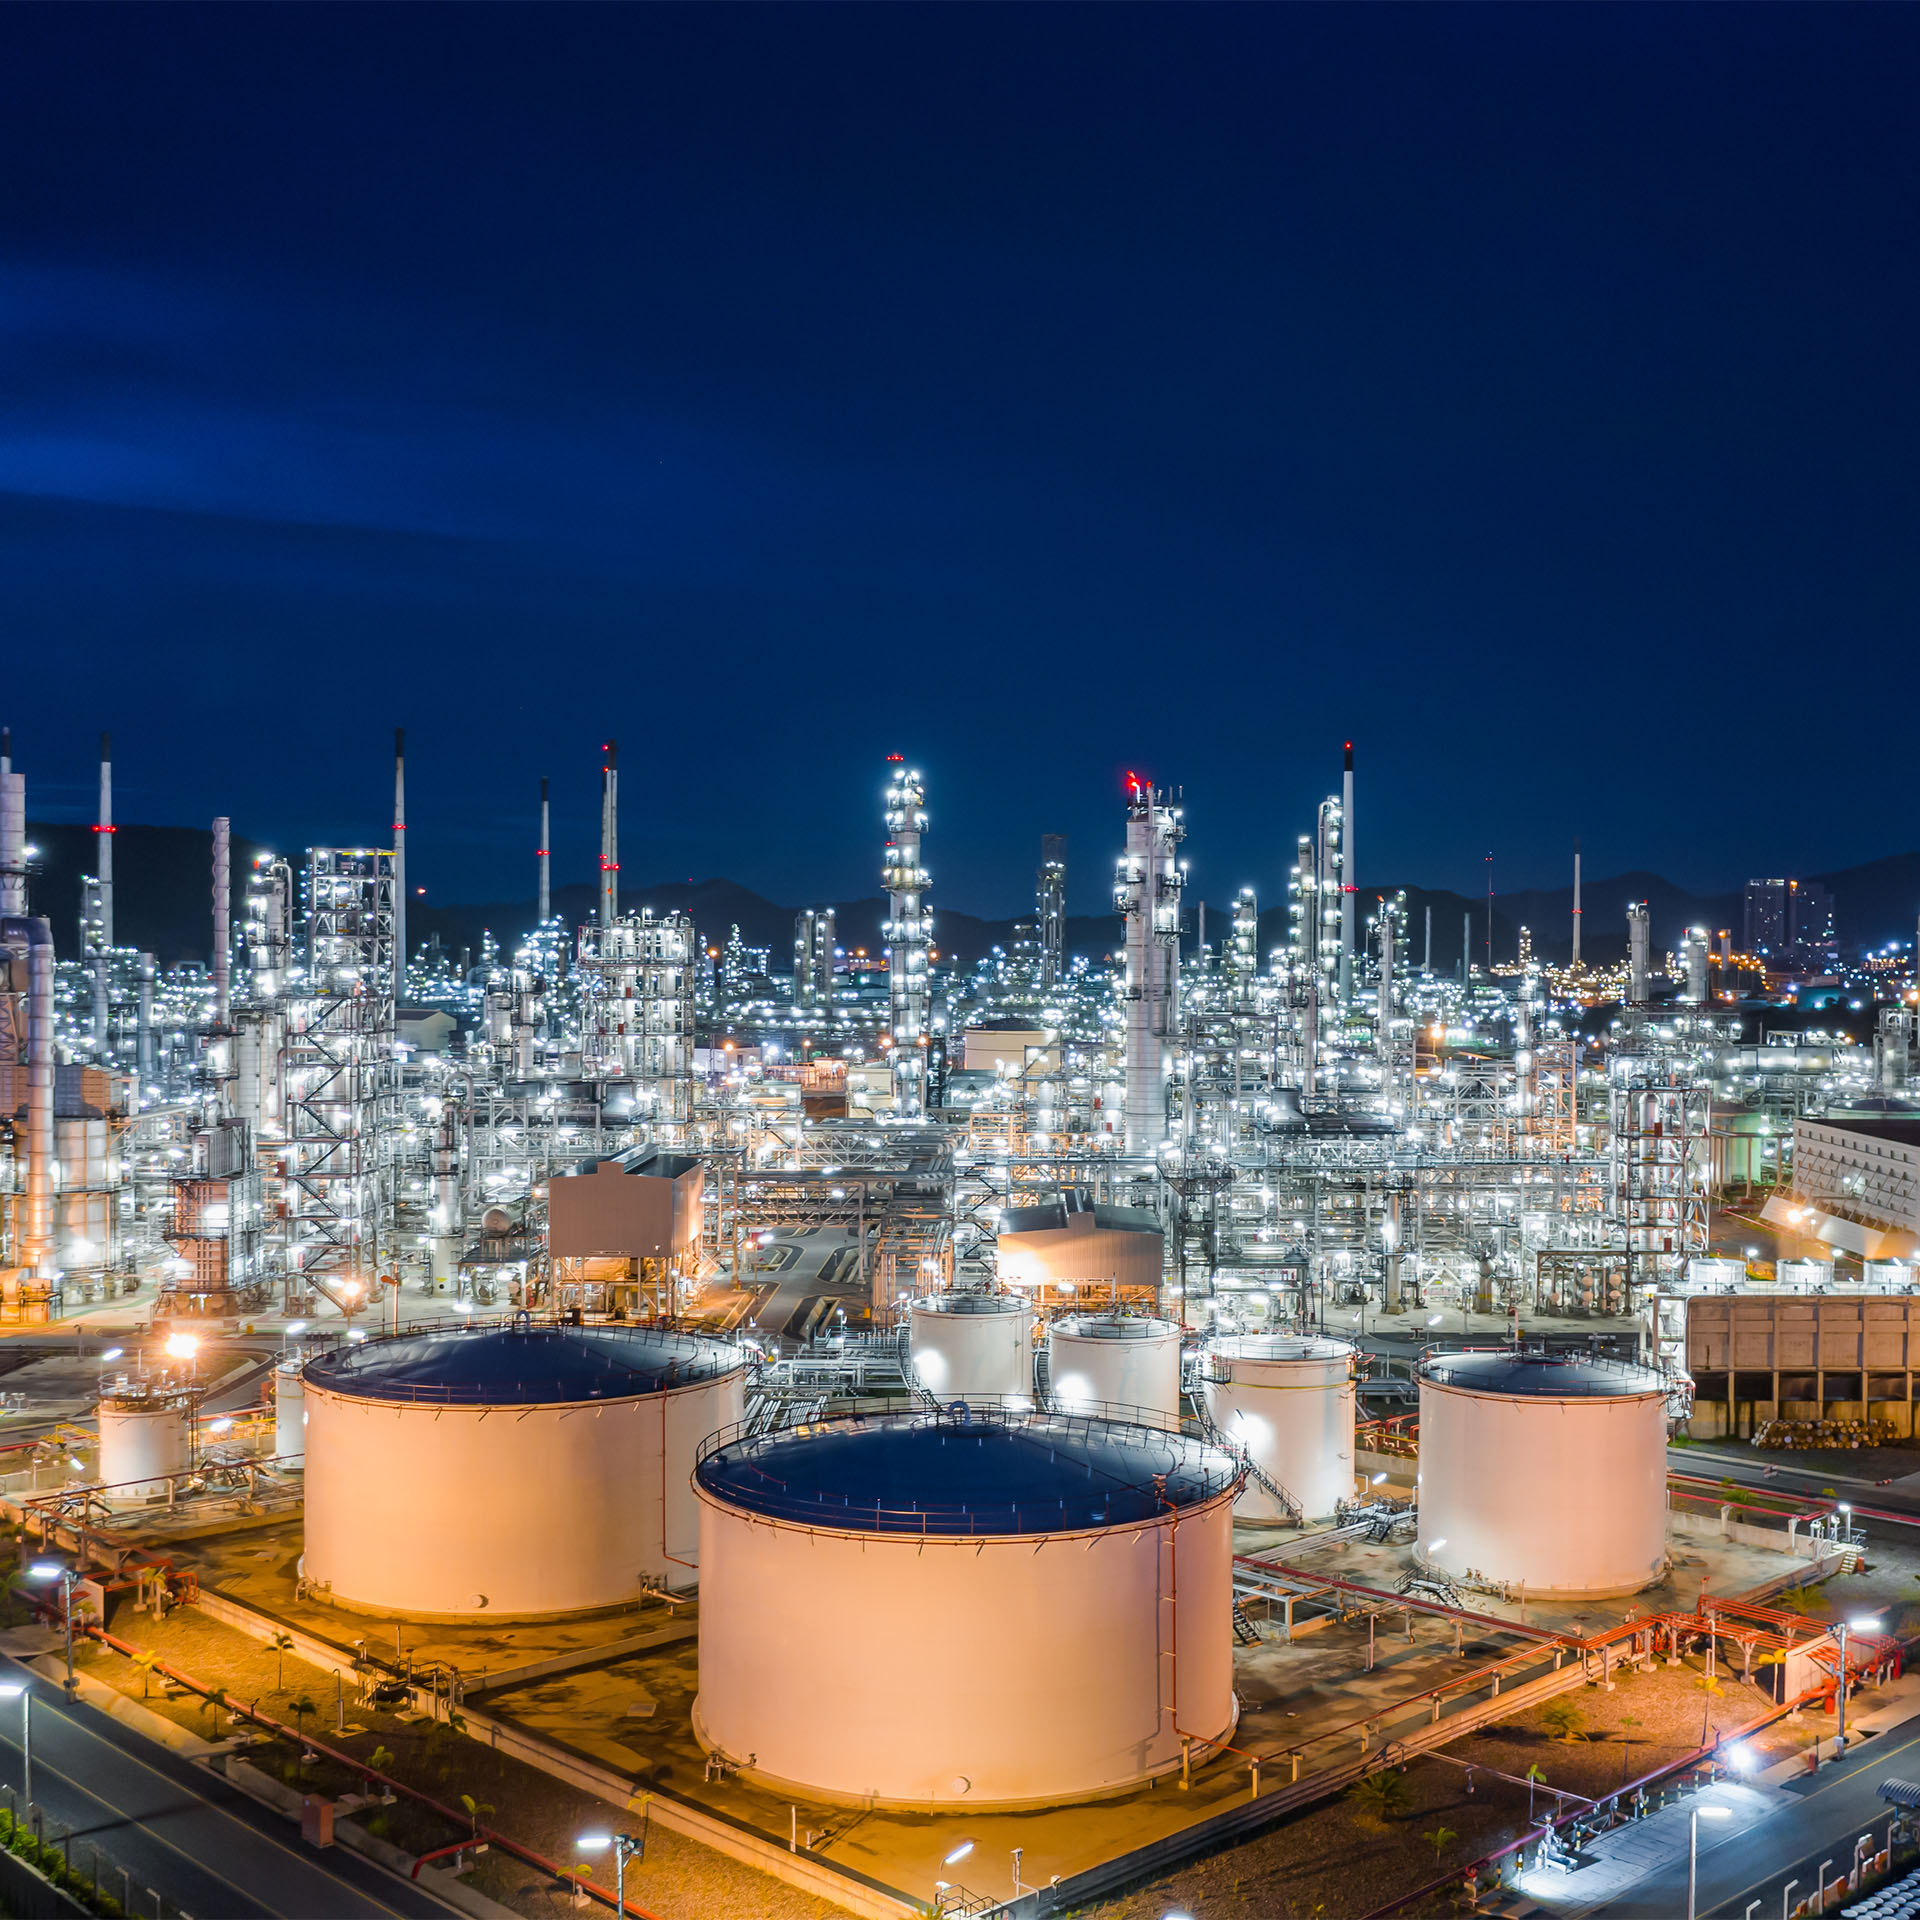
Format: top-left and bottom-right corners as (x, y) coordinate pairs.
(0, 726), (1912, 1915)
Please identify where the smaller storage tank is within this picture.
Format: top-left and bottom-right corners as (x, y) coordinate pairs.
(1047, 1313), (1182, 1426)
(1416, 1349), (1670, 1598)
(909, 1292), (1032, 1405)
(1202, 1334), (1355, 1521)
(273, 1359), (305, 1466)
(97, 1390), (192, 1498)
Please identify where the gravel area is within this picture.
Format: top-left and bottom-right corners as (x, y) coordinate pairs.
(1077, 1657), (1816, 1920)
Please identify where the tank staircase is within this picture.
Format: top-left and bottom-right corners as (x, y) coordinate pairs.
(1397, 1566), (1465, 1610)
(1230, 1599), (1264, 1646)
(1195, 1405), (1303, 1521)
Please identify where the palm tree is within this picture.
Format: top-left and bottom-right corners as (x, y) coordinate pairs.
(1346, 1769), (1412, 1826)
(1619, 1714), (1642, 1784)
(1423, 1826), (1458, 1866)
(459, 1793), (494, 1836)
(1542, 1700), (1586, 1744)
(133, 1651), (160, 1700)
(288, 1693), (317, 1776)
(269, 1632), (294, 1691)
(1525, 1763), (1547, 1820)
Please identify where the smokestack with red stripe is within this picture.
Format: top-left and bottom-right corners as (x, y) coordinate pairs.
(538, 776), (551, 924)
(599, 740), (619, 928)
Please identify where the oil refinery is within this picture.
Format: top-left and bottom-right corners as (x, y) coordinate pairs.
(1, 729), (1919, 1920)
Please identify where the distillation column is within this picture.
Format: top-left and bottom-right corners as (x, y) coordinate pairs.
(1571, 839), (1583, 969)
(882, 763), (931, 1118)
(1038, 834), (1067, 992)
(538, 775), (551, 924)
(0, 730), (23, 916)
(1339, 741), (1355, 1007)
(1627, 901), (1651, 1005)
(392, 728), (407, 982)
(599, 740), (619, 928)
(93, 732), (113, 1051)
(212, 816), (232, 1028)
(1115, 780), (1184, 1154)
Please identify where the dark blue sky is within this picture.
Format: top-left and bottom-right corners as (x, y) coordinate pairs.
(3, 6), (1917, 916)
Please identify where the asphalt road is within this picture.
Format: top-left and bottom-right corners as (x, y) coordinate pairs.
(1669, 1442), (1920, 1524)
(0, 1655), (456, 1919)
(1685, 1710), (1920, 1918)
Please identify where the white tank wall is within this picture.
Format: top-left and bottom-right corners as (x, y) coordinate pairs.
(1048, 1316), (1182, 1426)
(301, 1366), (744, 1618)
(1202, 1336), (1355, 1520)
(274, 1362), (305, 1465)
(1416, 1380), (1668, 1597)
(694, 1484), (1237, 1807)
(98, 1401), (190, 1496)
(909, 1296), (1033, 1404)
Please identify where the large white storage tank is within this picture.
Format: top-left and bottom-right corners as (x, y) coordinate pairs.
(694, 1408), (1242, 1808)
(97, 1390), (193, 1498)
(1047, 1313), (1183, 1427)
(301, 1321), (746, 1619)
(1202, 1334), (1355, 1521)
(908, 1292), (1032, 1405)
(1416, 1350), (1670, 1598)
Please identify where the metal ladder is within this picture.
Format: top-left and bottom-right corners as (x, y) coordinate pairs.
(1230, 1600), (1263, 1646)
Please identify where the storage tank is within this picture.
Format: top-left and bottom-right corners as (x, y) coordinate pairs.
(694, 1407), (1242, 1807)
(97, 1390), (192, 1497)
(1415, 1350), (1669, 1598)
(1047, 1313), (1182, 1426)
(301, 1320), (747, 1619)
(273, 1359), (305, 1466)
(1202, 1334), (1355, 1521)
(908, 1291), (1032, 1405)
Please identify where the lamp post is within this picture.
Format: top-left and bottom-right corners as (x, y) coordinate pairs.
(576, 1830), (644, 1914)
(1836, 1613), (1883, 1752)
(27, 1563), (78, 1696)
(0, 1682), (27, 1806)
(1688, 1803), (1731, 1920)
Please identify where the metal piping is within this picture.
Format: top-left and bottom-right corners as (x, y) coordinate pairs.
(93, 731), (112, 1050)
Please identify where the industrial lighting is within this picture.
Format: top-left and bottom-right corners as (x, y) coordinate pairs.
(100, 1347), (122, 1362)
(1848, 1614), (1882, 1632)
(1371, 1472), (1388, 1486)
(0, 1685), (22, 1699)
(943, 1842), (975, 1865)
(26, 1564), (62, 1581)
(575, 1834), (611, 1853)
(1429, 1539), (1447, 1552)
(163, 1333), (199, 1360)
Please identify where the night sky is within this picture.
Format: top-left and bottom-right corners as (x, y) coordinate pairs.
(4, 7), (1917, 916)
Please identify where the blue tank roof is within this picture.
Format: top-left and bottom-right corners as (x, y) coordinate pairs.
(696, 1410), (1239, 1536)
(303, 1323), (742, 1406)
(1419, 1349), (1666, 1399)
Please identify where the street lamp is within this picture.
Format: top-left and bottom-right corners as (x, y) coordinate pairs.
(576, 1829), (644, 1913)
(1688, 1803), (1731, 1920)
(1836, 1614), (1884, 1752)
(26, 1563), (78, 1695)
(0, 1682), (28, 1805)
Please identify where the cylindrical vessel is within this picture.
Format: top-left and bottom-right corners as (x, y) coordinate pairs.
(1202, 1334), (1356, 1521)
(274, 1360), (306, 1465)
(694, 1409), (1242, 1807)
(301, 1323), (746, 1618)
(908, 1292), (1032, 1405)
(1048, 1313), (1182, 1426)
(1415, 1350), (1669, 1598)
(98, 1394), (192, 1497)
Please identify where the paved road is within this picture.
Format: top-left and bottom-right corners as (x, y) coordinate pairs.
(0, 1656), (456, 1919)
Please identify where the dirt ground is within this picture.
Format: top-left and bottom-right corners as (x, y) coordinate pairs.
(45, 1566), (856, 1920)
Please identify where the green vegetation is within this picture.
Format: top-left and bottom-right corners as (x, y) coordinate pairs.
(1541, 1700), (1587, 1743)
(0, 1804), (128, 1916)
(1346, 1768), (1413, 1826)
(1423, 1826), (1459, 1865)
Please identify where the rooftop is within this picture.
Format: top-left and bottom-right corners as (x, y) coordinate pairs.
(1418, 1348), (1667, 1398)
(696, 1408), (1239, 1536)
(302, 1321), (743, 1406)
